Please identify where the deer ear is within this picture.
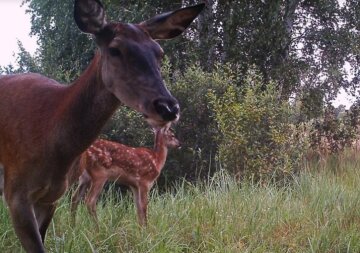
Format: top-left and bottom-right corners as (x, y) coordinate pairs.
(140, 3), (205, 40)
(74, 0), (107, 35)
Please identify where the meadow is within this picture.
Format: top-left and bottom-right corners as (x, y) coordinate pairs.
(1, 152), (360, 253)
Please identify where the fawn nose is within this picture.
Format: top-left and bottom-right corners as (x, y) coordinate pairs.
(153, 98), (180, 122)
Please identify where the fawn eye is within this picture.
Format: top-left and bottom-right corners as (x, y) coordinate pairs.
(109, 48), (122, 57)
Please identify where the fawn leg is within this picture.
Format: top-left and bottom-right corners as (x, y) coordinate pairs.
(131, 185), (149, 226)
(70, 172), (91, 221)
(85, 177), (106, 224)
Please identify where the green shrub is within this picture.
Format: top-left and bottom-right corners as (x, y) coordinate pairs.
(309, 103), (360, 160)
(101, 106), (152, 147)
(209, 70), (307, 182)
(162, 63), (235, 182)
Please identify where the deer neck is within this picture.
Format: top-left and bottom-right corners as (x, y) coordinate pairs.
(54, 52), (120, 160)
(153, 132), (168, 172)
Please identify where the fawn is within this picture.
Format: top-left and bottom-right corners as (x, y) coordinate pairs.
(71, 125), (180, 226)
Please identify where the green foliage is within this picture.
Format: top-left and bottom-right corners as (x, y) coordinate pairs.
(0, 40), (41, 75)
(8, 0), (359, 100)
(101, 107), (151, 147)
(193, 0), (360, 100)
(209, 70), (307, 181)
(14, 0), (201, 81)
(300, 87), (325, 120)
(22, 0), (95, 81)
(310, 103), (360, 155)
(160, 62), (234, 182)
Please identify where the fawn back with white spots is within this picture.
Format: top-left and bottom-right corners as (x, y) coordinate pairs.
(71, 126), (180, 226)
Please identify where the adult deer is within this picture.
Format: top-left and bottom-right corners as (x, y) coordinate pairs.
(0, 0), (204, 252)
(71, 125), (180, 226)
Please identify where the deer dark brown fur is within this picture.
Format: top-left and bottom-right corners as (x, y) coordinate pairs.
(71, 126), (180, 226)
(0, 0), (204, 252)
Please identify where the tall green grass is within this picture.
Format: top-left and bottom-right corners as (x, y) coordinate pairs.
(1, 151), (360, 252)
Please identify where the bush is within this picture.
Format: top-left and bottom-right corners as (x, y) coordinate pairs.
(101, 106), (152, 147)
(309, 103), (360, 158)
(209, 69), (307, 182)
(162, 62), (234, 182)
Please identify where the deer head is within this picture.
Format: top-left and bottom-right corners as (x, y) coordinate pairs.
(74, 0), (205, 127)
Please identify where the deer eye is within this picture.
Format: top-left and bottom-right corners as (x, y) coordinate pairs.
(109, 47), (122, 57)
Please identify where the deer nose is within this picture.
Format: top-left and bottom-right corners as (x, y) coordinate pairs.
(153, 98), (180, 122)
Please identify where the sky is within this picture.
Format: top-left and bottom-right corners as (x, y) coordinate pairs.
(0, 1), (37, 67)
(0, 1), (355, 108)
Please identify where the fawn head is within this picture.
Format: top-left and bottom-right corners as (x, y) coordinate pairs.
(155, 125), (181, 149)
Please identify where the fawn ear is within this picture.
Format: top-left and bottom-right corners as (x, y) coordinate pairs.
(163, 122), (172, 131)
(151, 126), (161, 134)
(74, 0), (107, 35)
(140, 3), (205, 40)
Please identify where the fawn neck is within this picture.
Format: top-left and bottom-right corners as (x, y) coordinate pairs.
(153, 130), (169, 172)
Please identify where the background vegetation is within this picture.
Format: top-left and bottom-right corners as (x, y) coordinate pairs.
(1, 0), (360, 188)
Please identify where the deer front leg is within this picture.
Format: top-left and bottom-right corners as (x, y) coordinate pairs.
(131, 185), (149, 226)
(34, 202), (57, 243)
(5, 191), (45, 253)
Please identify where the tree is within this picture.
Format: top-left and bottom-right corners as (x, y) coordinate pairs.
(200, 1), (359, 100)
(22, 0), (95, 81)
(19, 0), (203, 81)
(10, 0), (358, 105)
